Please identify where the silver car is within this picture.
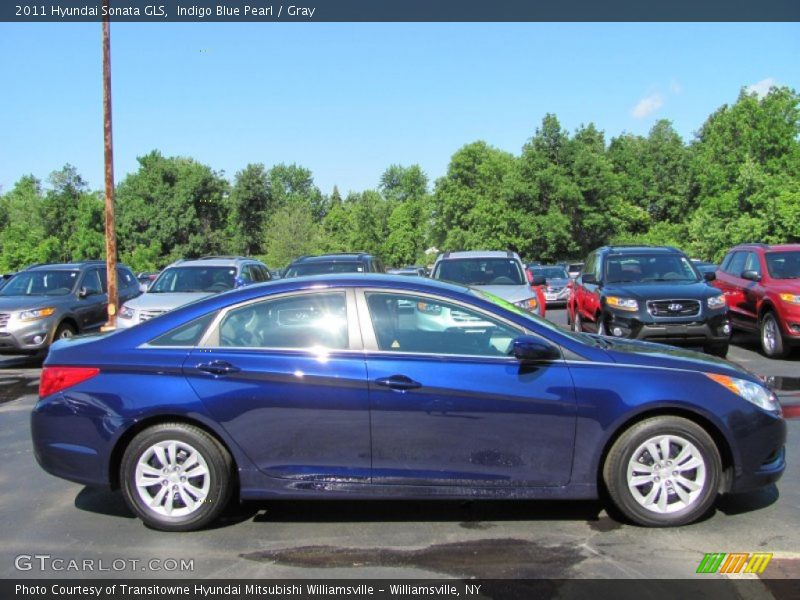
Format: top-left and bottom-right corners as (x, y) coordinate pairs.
(0, 261), (140, 355)
(427, 251), (542, 330)
(532, 265), (572, 306)
(117, 256), (271, 328)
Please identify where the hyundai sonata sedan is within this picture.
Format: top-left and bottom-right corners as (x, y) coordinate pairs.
(32, 274), (785, 531)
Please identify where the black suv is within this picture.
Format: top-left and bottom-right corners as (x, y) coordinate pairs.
(567, 246), (731, 356)
(283, 253), (385, 277)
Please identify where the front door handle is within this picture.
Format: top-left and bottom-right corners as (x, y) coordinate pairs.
(196, 360), (241, 376)
(374, 375), (421, 391)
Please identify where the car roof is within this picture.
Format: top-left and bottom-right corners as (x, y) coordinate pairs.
(291, 253), (373, 264)
(601, 246), (683, 255)
(733, 243), (800, 252)
(26, 261), (124, 272)
(167, 256), (260, 268)
(437, 250), (521, 260)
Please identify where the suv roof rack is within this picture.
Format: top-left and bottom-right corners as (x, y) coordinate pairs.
(735, 242), (770, 249)
(198, 255), (248, 261)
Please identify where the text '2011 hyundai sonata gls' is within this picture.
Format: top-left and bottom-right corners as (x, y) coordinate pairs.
(32, 274), (785, 531)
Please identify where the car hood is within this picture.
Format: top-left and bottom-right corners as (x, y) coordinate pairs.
(470, 285), (536, 303)
(604, 280), (720, 300)
(123, 292), (213, 311)
(0, 296), (69, 311)
(598, 336), (754, 380)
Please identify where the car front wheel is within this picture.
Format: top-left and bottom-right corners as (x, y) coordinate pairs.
(603, 416), (721, 527)
(121, 423), (233, 531)
(760, 312), (789, 359)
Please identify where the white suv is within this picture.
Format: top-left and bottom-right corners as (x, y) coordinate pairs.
(117, 256), (271, 328)
(428, 251), (543, 326)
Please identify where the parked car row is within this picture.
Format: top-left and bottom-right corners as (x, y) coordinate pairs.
(562, 242), (800, 359)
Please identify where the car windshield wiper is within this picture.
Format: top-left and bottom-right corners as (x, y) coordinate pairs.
(640, 278), (694, 283)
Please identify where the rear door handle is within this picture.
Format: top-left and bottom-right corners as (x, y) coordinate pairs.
(374, 375), (422, 391)
(196, 360), (241, 376)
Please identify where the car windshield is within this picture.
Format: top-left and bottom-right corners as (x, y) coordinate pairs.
(766, 251), (800, 279)
(0, 270), (79, 296)
(149, 266), (236, 293)
(435, 258), (526, 286)
(605, 254), (700, 284)
(535, 267), (569, 279)
(284, 261), (365, 277)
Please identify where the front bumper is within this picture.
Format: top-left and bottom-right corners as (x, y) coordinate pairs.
(727, 411), (786, 494)
(544, 287), (570, 305)
(603, 310), (730, 345)
(0, 315), (57, 354)
(777, 302), (800, 343)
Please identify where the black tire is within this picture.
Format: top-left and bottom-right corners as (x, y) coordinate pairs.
(53, 322), (76, 342)
(596, 313), (607, 336)
(760, 312), (790, 359)
(121, 423), (234, 531)
(603, 416), (721, 527)
(703, 343), (729, 358)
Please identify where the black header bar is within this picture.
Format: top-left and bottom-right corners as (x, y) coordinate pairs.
(3, 0), (800, 22)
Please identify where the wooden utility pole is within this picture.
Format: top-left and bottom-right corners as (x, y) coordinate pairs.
(102, 0), (118, 329)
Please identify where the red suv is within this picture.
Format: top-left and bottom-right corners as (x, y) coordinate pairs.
(713, 243), (800, 358)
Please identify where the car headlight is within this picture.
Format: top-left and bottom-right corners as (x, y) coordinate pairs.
(514, 298), (539, 312)
(606, 296), (639, 312)
(706, 373), (782, 414)
(119, 305), (136, 319)
(779, 293), (800, 305)
(707, 294), (726, 310)
(18, 307), (56, 321)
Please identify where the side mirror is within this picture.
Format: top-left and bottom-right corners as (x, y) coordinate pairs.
(512, 336), (561, 362)
(582, 273), (597, 285)
(78, 286), (95, 298)
(741, 270), (761, 282)
(703, 271), (716, 282)
(234, 276), (249, 288)
(531, 274), (546, 287)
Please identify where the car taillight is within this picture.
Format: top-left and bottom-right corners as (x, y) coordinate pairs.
(39, 366), (100, 398)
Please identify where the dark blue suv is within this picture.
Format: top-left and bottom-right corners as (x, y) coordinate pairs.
(32, 274), (784, 530)
(568, 246), (731, 357)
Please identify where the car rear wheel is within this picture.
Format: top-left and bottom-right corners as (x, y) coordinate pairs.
(121, 423), (233, 531)
(603, 416), (721, 527)
(596, 313), (607, 336)
(760, 312), (789, 359)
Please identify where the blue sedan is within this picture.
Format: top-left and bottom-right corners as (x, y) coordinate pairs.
(32, 275), (785, 531)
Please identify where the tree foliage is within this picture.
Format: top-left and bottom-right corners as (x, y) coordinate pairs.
(2, 87), (798, 273)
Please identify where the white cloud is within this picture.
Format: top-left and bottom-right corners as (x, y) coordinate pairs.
(746, 77), (778, 99)
(631, 93), (664, 119)
(669, 79), (682, 94)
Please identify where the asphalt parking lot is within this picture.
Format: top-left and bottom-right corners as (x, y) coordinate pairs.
(1, 308), (797, 582)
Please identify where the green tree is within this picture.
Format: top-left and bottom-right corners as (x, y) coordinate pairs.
(264, 200), (320, 268)
(229, 163), (271, 256)
(116, 151), (229, 269)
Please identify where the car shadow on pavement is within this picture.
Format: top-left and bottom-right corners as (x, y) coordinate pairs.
(247, 498), (607, 526)
(74, 487), (136, 519)
(715, 484), (780, 516)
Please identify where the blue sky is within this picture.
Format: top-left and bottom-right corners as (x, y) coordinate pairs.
(1, 23), (798, 196)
